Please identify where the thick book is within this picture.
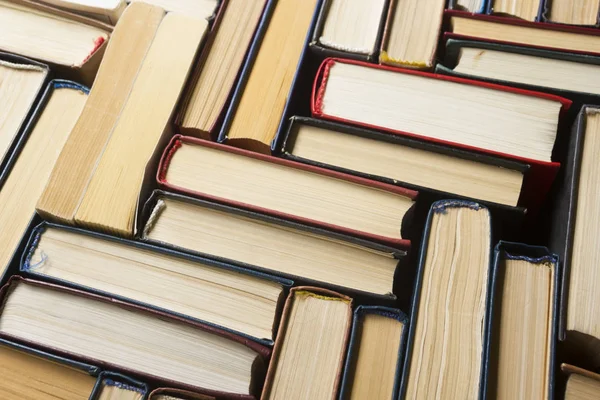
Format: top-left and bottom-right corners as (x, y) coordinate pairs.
(91, 372), (148, 400)
(339, 306), (408, 400)
(37, 2), (166, 226)
(549, 106), (600, 369)
(487, 242), (559, 400)
(21, 222), (289, 343)
(437, 38), (600, 104)
(0, 52), (49, 176)
(0, 338), (99, 399)
(178, 0), (268, 139)
(141, 190), (407, 298)
(448, 0), (487, 13)
(0, 0), (111, 85)
(282, 116), (528, 210)
(310, 0), (389, 61)
(158, 135), (416, 247)
(445, 10), (600, 56)
(312, 57), (570, 214)
(486, 0), (543, 21)
(400, 200), (492, 399)
(562, 364), (600, 399)
(261, 287), (352, 400)
(149, 388), (215, 400)
(218, 0), (320, 153)
(33, 0), (126, 24)
(542, 0), (600, 26)
(379, 0), (445, 68)
(72, 12), (208, 237)
(129, 0), (219, 18)
(0, 80), (87, 283)
(0, 277), (270, 399)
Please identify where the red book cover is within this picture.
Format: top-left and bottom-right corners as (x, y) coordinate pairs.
(157, 135), (417, 249)
(444, 9), (600, 57)
(311, 57), (573, 215)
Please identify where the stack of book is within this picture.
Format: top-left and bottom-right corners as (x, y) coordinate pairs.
(0, 0), (599, 399)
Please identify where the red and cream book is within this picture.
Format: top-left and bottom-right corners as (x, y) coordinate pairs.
(0, 0), (112, 85)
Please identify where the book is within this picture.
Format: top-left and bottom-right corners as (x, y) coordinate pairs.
(545, 0), (599, 26)
(446, 10), (600, 55)
(313, 58), (568, 163)
(339, 306), (407, 400)
(283, 118), (526, 207)
(0, 54), (48, 169)
(489, 0), (540, 21)
(551, 106), (600, 367)
(178, 0), (267, 138)
(149, 388), (215, 400)
(487, 243), (558, 400)
(562, 364), (600, 400)
(0, 277), (270, 399)
(401, 200), (491, 399)
(261, 287), (352, 400)
(438, 39), (600, 96)
(314, 0), (387, 58)
(220, 0), (319, 153)
(158, 135), (416, 246)
(0, 339), (97, 399)
(449, 0), (486, 12)
(37, 2), (165, 226)
(22, 223), (286, 341)
(73, 12), (208, 237)
(0, 0), (111, 85)
(0, 80), (87, 280)
(33, 0), (126, 24)
(129, 0), (218, 19)
(142, 191), (405, 297)
(379, 0), (445, 68)
(95, 373), (147, 400)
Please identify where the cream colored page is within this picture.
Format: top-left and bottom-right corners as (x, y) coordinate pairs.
(455, 48), (600, 95)
(495, 259), (552, 400)
(382, 0), (445, 67)
(144, 197), (398, 295)
(130, 0), (217, 19)
(493, 0), (539, 21)
(166, 143), (411, 238)
(0, 283), (258, 395)
(0, 61), (46, 162)
(0, 344), (96, 400)
(319, 0), (386, 54)
(74, 13), (207, 236)
(550, 0), (599, 25)
(405, 206), (490, 399)
(290, 124), (524, 206)
(0, 0), (108, 66)
(349, 314), (403, 400)
(0, 86), (87, 277)
(566, 374), (600, 399)
(265, 292), (350, 400)
(181, 0), (265, 133)
(568, 110), (600, 340)
(98, 384), (144, 400)
(29, 227), (283, 340)
(226, 0), (319, 152)
(450, 16), (600, 54)
(321, 61), (561, 162)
